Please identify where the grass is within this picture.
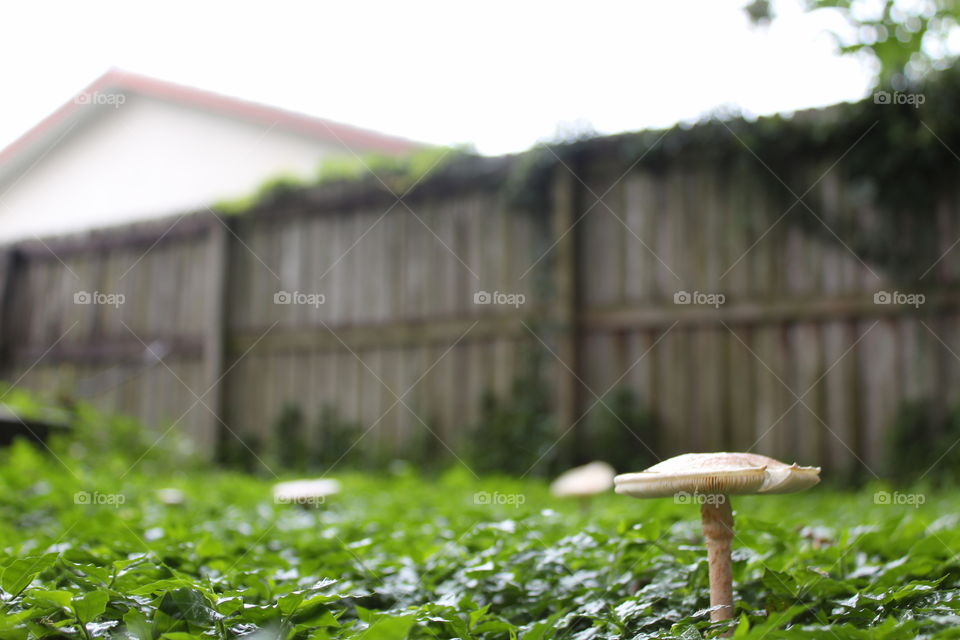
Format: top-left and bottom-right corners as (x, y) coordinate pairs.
(2, 435), (960, 640)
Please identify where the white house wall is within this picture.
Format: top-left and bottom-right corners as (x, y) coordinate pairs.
(0, 94), (345, 243)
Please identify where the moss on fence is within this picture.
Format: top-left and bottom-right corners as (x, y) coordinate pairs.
(212, 145), (477, 215)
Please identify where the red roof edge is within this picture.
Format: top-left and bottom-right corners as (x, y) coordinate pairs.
(0, 69), (426, 169)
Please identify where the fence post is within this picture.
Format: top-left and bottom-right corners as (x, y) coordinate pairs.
(0, 248), (22, 378)
(551, 168), (581, 459)
(203, 217), (231, 459)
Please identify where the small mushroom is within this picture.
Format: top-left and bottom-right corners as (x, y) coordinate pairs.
(272, 478), (341, 508)
(614, 452), (819, 631)
(156, 488), (185, 506)
(551, 461), (615, 511)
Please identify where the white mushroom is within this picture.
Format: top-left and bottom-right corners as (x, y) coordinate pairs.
(272, 478), (341, 507)
(156, 488), (185, 506)
(615, 452), (820, 632)
(550, 461), (616, 506)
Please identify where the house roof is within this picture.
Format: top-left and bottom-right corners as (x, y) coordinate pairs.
(0, 69), (424, 171)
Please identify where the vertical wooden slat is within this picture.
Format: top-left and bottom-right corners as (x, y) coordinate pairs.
(858, 318), (899, 475)
(205, 220), (230, 460)
(0, 249), (22, 376)
(726, 323), (755, 451)
(656, 328), (682, 457)
(751, 324), (786, 457)
(791, 322), (823, 465)
(550, 170), (580, 447)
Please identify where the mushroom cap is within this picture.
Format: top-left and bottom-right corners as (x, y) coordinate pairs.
(614, 452), (820, 498)
(272, 478), (341, 502)
(551, 461), (616, 497)
(156, 488), (185, 505)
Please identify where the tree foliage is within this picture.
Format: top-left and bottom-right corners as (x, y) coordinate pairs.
(750, 0), (960, 85)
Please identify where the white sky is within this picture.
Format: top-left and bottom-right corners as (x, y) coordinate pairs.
(0, 0), (871, 156)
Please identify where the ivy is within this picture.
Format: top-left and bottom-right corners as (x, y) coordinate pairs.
(506, 65), (960, 283)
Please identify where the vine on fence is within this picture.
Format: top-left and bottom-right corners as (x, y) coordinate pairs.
(504, 64), (960, 283)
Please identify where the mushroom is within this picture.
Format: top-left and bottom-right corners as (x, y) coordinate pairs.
(614, 452), (819, 631)
(156, 488), (185, 506)
(550, 461), (615, 511)
(272, 478), (341, 507)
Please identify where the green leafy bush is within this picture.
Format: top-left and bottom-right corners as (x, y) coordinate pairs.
(467, 355), (558, 476)
(312, 404), (363, 471)
(584, 386), (661, 473)
(0, 385), (198, 475)
(887, 399), (960, 484)
(273, 402), (308, 472)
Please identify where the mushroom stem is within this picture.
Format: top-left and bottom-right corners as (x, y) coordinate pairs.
(578, 496), (590, 514)
(701, 496), (734, 629)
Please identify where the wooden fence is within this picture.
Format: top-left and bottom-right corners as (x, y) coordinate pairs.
(2, 133), (960, 477)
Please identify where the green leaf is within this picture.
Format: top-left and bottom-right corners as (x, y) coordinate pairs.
(278, 592), (305, 616)
(130, 579), (199, 596)
(157, 588), (223, 625)
(30, 589), (74, 611)
(357, 614), (416, 640)
(72, 590), (109, 623)
(732, 613), (750, 636)
(123, 609), (152, 640)
(0, 555), (56, 596)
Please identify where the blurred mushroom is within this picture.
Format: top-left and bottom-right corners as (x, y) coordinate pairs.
(156, 488), (185, 506)
(615, 452), (819, 633)
(272, 478), (341, 508)
(551, 461), (615, 511)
